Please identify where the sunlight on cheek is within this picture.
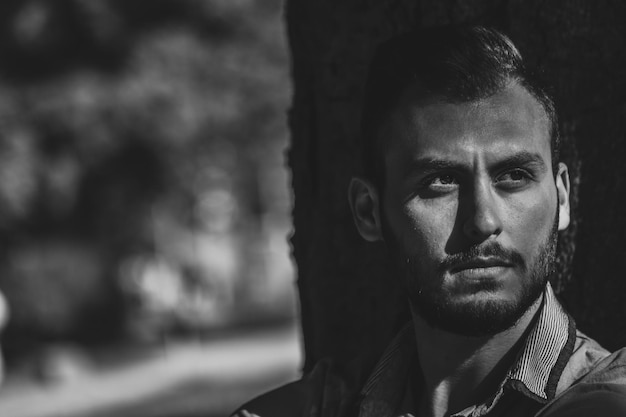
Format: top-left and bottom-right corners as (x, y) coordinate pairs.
(401, 200), (457, 247)
(508, 187), (557, 251)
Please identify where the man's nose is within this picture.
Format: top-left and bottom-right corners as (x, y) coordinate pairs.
(462, 182), (503, 241)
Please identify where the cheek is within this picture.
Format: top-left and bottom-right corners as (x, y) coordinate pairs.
(396, 199), (458, 257)
(506, 187), (557, 251)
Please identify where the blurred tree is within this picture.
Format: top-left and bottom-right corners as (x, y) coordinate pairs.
(286, 0), (626, 372)
(0, 0), (293, 363)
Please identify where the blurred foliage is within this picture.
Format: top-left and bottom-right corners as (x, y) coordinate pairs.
(0, 0), (293, 362)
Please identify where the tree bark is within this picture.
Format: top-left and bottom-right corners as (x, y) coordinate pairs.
(286, 0), (626, 372)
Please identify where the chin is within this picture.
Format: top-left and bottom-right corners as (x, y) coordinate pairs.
(413, 293), (537, 337)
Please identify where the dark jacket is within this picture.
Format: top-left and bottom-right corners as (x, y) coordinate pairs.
(233, 285), (626, 417)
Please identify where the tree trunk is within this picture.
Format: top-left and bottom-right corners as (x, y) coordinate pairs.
(286, 0), (626, 372)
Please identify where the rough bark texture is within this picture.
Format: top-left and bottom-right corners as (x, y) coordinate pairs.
(286, 0), (626, 372)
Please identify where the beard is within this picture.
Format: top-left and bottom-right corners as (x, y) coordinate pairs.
(383, 212), (559, 337)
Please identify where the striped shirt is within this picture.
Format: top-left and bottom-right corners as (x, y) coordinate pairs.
(232, 283), (626, 417)
(357, 283), (607, 416)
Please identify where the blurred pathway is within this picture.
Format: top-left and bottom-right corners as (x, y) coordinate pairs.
(0, 324), (301, 417)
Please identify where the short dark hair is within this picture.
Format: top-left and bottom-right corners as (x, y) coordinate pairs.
(360, 25), (559, 189)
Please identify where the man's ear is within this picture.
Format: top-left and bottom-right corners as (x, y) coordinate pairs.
(348, 177), (384, 242)
(556, 162), (570, 231)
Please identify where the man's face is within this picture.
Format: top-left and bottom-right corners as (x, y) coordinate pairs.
(378, 81), (569, 336)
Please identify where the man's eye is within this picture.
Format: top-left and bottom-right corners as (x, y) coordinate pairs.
(432, 175), (457, 185)
(426, 174), (458, 189)
(496, 169), (531, 187)
(406, 174), (459, 200)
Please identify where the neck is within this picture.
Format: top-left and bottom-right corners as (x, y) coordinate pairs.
(413, 294), (544, 417)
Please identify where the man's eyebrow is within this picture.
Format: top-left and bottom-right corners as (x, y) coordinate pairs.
(402, 158), (466, 178)
(402, 151), (548, 178)
(490, 151), (548, 172)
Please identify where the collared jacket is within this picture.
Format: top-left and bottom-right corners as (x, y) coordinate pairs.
(233, 285), (626, 416)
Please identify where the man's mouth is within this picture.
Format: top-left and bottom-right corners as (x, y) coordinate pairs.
(449, 257), (514, 274)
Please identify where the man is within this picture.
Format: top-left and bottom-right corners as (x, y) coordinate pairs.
(232, 26), (626, 417)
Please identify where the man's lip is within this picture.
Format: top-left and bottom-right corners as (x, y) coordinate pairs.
(449, 257), (513, 273)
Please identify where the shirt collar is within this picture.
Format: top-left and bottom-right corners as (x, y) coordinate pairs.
(357, 283), (576, 416)
(505, 283), (576, 402)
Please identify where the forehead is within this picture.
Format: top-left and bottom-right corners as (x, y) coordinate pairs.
(382, 82), (551, 169)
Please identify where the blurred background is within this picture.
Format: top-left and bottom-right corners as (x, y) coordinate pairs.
(0, 0), (301, 416)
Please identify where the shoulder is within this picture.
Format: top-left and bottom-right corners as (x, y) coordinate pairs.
(579, 347), (626, 385)
(229, 327), (405, 417)
(539, 390), (626, 417)
(230, 379), (319, 417)
(230, 358), (360, 417)
(556, 329), (611, 392)
(538, 348), (626, 417)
